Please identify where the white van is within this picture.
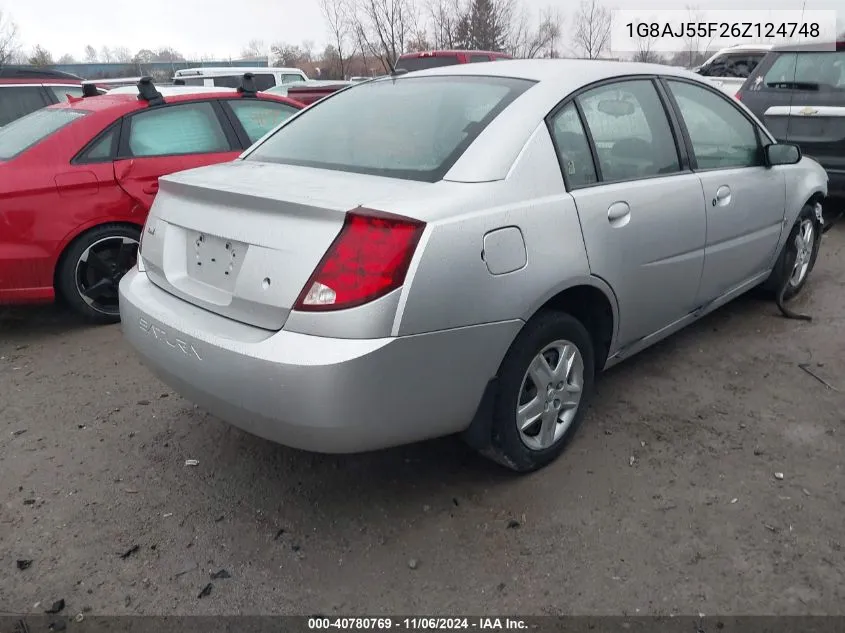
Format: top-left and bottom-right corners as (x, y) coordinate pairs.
(172, 67), (308, 91)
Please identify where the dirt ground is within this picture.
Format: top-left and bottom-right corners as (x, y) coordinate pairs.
(2, 223), (844, 617)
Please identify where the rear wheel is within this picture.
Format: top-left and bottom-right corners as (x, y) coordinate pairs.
(57, 224), (140, 324)
(479, 311), (595, 473)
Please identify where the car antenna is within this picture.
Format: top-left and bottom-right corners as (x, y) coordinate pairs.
(388, 56), (407, 77)
(238, 72), (258, 98)
(136, 76), (165, 106)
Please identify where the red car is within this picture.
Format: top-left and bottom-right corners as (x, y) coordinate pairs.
(394, 50), (512, 72)
(0, 77), (302, 323)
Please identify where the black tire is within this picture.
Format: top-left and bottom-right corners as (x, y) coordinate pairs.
(762, 203), (822, 301)
(479, 311), (595, 473)
(57, 224), (141, 324)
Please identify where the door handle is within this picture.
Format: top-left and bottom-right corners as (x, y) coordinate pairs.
(607, 201), (631, 225)
(712, 185), (731, 207)
(142, 182), (159, 195)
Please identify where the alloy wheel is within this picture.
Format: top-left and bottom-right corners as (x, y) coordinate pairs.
(74, 236), (139, 316)
(516, 339), (585, 451)
(789, 218), (815, 287)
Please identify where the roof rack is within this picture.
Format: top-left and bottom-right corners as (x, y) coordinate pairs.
(238, 72), (258, 97)
(82, 83), (100, 98)
(137, 77), (166, 106)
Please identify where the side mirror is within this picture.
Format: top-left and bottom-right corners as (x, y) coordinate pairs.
(765, 142), (802, 166)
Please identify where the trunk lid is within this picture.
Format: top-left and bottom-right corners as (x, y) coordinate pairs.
(140, 160), (430, 330)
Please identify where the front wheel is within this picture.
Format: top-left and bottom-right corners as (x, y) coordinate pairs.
(479, 311), (595, 473)
(762, 203), (822, 301)
(57, 224), (140, 324)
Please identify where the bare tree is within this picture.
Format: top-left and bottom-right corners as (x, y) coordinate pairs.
(351, 0), (417, 72)
(572, 0), (612, 59)
(426, 0), (459, 49)
(320, 0), (351, 78)
(507, 4), (562, 58)
(100, 46), (113, 63)
(633, 29), (663, 63)
(56, 53), (77, 64)
(84, 45), (98, 63)
(240, 39), (266, 60)
(28, 45), (54, 67)
(678, 6), (715, 68)
(0, 9), (20, 68)
(112, 46), (132, 63)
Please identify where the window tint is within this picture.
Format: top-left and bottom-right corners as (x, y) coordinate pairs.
(0, 107), (88, 159)
(213, 76), (242, 88)
(247, 75), (534, 182)
(667, 80), (761, 170)
(79, 126), (117, 162)
(254, 74), (277, 90)
(395, 55), (461, 71)
(470, 55), (490, 63)
(180, 78), (205, 86)
(228, 99), (298, 143)
(47, 85), (84, 102)
(548, 102), (597, 188)
(281, 74), (304, 84)
(577, 80), (680, 182)
(0, 86), (50, 127)
(126, 102), (230, 157)
(763, 51), (845, 89)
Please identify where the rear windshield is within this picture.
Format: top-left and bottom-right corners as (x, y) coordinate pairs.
(0, 107), (87, 160)
(763, 51), (845, 90)
(395, 55), (462, 72)
(246, 75), (534, 182)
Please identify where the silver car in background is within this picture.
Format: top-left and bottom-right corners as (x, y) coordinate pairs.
(119, 60), (828, 472)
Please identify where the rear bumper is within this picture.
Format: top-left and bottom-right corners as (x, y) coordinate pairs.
(119, 268), (520, 453)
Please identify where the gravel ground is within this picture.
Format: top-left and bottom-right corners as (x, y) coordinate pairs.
(2, 223), (844, 617)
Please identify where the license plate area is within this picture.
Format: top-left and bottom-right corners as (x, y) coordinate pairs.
(187, 231), (247, 292)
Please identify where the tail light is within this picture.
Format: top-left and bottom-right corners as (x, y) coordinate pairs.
(294, 208), (425, 312)
(734, 91), (742, 101)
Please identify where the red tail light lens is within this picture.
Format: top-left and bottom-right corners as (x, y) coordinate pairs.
(734, 91), (742, 101)
(294, 208), (425, 312)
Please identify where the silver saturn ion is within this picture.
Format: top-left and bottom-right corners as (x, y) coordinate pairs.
(120, 60), (828, 473)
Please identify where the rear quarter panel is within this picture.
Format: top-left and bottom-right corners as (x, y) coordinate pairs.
(392, 124), (601, 336)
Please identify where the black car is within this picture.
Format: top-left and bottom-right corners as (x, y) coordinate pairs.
(737, 40), (844, 206)
(0, 66), (85, 127)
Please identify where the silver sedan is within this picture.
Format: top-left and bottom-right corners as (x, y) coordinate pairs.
(119, 59), (828, 472)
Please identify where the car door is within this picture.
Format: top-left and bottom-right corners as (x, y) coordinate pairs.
(552, 78), (707, 347)
(663, 78), (786, 304)
(113, 100), (241, 211)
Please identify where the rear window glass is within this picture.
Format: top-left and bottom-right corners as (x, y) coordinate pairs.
(0, 107), (87, 160)
(246, 75), (534, 182)
(395, 55), (462, 72)
(763, 51), (845, 89)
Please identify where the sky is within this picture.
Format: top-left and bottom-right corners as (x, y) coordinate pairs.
(3, 0), (843, 61)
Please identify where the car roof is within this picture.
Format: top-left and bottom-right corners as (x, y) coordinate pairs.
(106, 85), (239, 96)
(45, 90), (302, 116)
(174, 66), (303, 75)
(0, 66), (83, 81)
(393, 57), (700, 84)
(771, 40), (845, 52)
